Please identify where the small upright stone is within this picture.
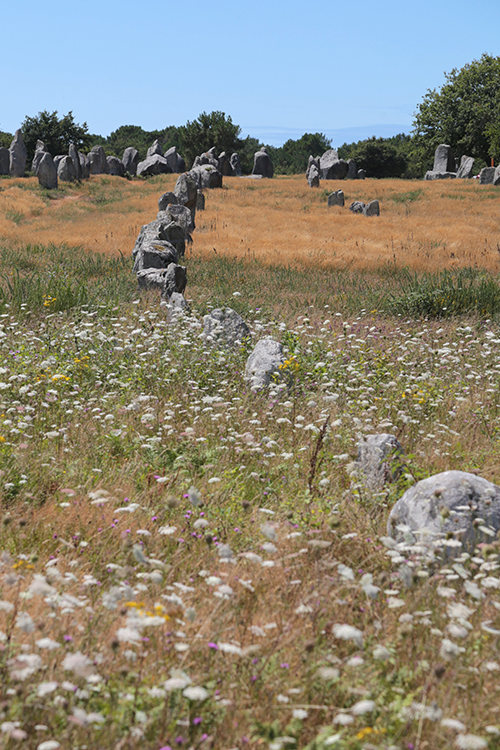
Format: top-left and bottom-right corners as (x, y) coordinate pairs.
(245, 338), (285, 391)
(456, 155), (474, 179)
(164, 146), (185, 173)
(355, 434), (404, 491)
(217, 152), (233, 176)
(123, 147), (139, 176)
(0, 147), (9, 175)
(363, 200), (380, 216)
(327, 190), (344, 207)
(230, 152), (242, 176)
(31, 140), (47, 173)
(349, 201), (365, 214)
(480, 167), (496, 185)
(307, 164), (320, 187)
(88, 146), (108, 175)
(433, 144), (455, 173)
(346, 159), (358, 179)
(106, 156), (125, 176)
(357, 169), (366, 180)
(252, 147), (273, 178)
(57, 155), (76, 182)
(147, 140), (163, 158)
(203, 308), (250, 347)
(9, 129), (27, 177)
(37, 152), (58, 189)
(69, 143), (82, 180)
(158, 192), (177, 211)
(79, 153), (90, 179)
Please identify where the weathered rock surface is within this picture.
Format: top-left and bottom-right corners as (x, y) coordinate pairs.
(57, 155), (76, 182)
(388, 470), (500, 552)
(79, 153), (90, 179)
(494, 166), (500, 186)
(307, 164), (320, 187)
(327, 190), (344, 207)
(349, 201), (365, 214)
(230, 152), (242, 176)
(457, 155), (474, 179)
(433, 144), (455, 173)
(88, 146), (108, 175)
(346, 159), (358, 179)
(158, 203), (194, 234)
(190, 164), (223, 189)
(357, 169), (366, 180)
(480, 167), (496, 185)
(164, 146), (185, 173)
(355, 434), (404, 491)
(165, 291), (190, 320)
(363, 200), (380, 216)
(245, 338), (285, 391)
(69, 144), (82, 180)
(196, 190), (205, 211)
(9, 130), (27, 177)
(132, 239), (178, 273)
(203, 308), (250, 347)
(217, 152), (232, 176)
(136, 262), (186, 299)
(37, 153), (58, 189)
(123, 147), (139, 176)
(147, 140), (163, 158)
(424, 170), (456, 181)
(136, 154), (171, 177)
(320, 149), (348, 180)
(174, 172), (198, 208)
(306, 155), (320, 180)
(252, 147), (274, 178)
(31, 140), (47, 173)
(158, 192), (177, 211)
(0, 147), (9, 175)
(107, 156), (125, 176)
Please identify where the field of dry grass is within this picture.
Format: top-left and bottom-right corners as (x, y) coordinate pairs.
(2, 174), (500, 273)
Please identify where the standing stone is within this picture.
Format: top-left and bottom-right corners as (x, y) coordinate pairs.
(480, 167), (496, 185)
(320, 149), (348, 180)
(357, 169), (366, 180)
(57, 155), (76, 182)
(88, 146), (108, 175)
(37, 153), (58, 189)
(327, 190), (344, 207)
(0, 147), (9, 175)
(158, 192), (178, 210)
(252, 147), (274, 178)
(196, 190), (205, 210)
(387, 470), (500, 552)
(69, 144), (82, 181)
(363, 200), (380, 217)
(306, 155), (320, 181)
(307, 164), (320, 187)
(346, 159), (358, 179)
(433, 144), (455, 173)
(203, 308), (250, 347)
(9, 130), (27, 177)
(79, 153), (90, 179)
(190, 164), (223, 189)
(217, 152), (232, 176)
(355, 434), (404, 491)
(174, 172), (198, 224)
(163, 262), (187, 298)
(245, 338), (285, 391)
(230, 152), (242, 176)
(164, 146), (185, 173)
(349, 201), (365, 213)
(493, 165), (500, 186)
(107, 156), (125, 176)
(158, 203), (194, 234)
(136, 154), (171, 177)
(147, 140), (163, 158)
(456, 155), (474, 179)
(31, 140), (47, 173)
(199, 149), (218, 167)
(123, 147), (139, 176)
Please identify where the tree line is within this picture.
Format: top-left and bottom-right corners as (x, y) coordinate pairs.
(2, 54), (499, 178)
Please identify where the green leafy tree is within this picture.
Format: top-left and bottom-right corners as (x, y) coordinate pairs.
(412, 53), (500, 172)
(0, 130), (13, 149)
(178, 111), (241, 168)
(268, 132), (331, 175)
(101, 124), (183, 161)
(338, 134), (410, 178)
(21, 110), (91, 166)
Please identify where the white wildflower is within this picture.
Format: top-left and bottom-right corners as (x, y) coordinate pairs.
(183, 685), (209, 701)
(333, 713), (354, 725)
(440, 638), (466, 660)
(293, 709), (308, 719)
(351, 699), (375, 715)
(442, 718), (466, 732)
(9, 653), (42, 680)
(455, 734), (488, 749)
(37, 742), (60, 750)
(37, 682), (58, 697)
(116, 627), (141, 644)
(217, 642), (242, 655)
(373, 644), (391, 661)
(36, 638), (61, 650)
(62, 651), (95, 677)
(332, 623), (364, 647)
(16, 611), (35, 633)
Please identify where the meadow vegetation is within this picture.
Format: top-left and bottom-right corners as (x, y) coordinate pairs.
(0, 175), (499, 749)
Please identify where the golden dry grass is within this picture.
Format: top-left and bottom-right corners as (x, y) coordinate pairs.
(2, 174), (500, 273)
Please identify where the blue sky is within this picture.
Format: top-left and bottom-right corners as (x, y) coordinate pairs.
(2, 0), (500, 147)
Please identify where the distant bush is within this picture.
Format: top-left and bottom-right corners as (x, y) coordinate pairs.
(21, 110), (91, 165)
(267, 133), (332, 175)
(0, 130), (12, 149)
(339, 134), (413, 178)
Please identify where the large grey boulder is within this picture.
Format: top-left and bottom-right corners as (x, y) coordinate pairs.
(0, 147), (9, 175)
(198, 149), (218, 167)
(346, 159), (358, 179)
(133, 218), (187, 263)
(164, 146), (185, 173)
(136, 154), (171, 177)
(147, 140), (163, 158)
(388, 470), (500, 552)
(307, 164), (320, 188)
(306, 155), (320, 181)
(252, 147), (274, 178)
(355, 434), (404, 491)
(136, 263), (186, 299)
(158, 191), (177, 211)
(190, 164), (223, 189)
(363, 200), (380, 217)
(69, 144), (82, 180)
(457, 155), (474, 179)
(217, 152), (232, 176)
(133, 240), (178, 273)
(327, 190), (344, 207)
(158, 203), (194, 234)
(424, 170), (456, 181)
(9, 130), (27, 177)
(31, 140), (47, 173)
(79, 153), (90, 179)
(57, 155), (76, 182)
(37, 153), (58, 189)
(357, 169), (366, 180)
(88, 146), (108, 175)
(320, 149), (348, 180)
(433, 144), (455, 173)
(107, 156), (125, 176)
(203, 308), (250, 347)
(245, 338), (285, 391)
(174, 171), (198, 208)
(123, 147), (139, 176)
(480, 167), (496, 185)
(230, 152), (242, 176)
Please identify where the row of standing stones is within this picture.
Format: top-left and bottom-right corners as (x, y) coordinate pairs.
(306, 150), (379, 216)
(133, 166), (500, 557)
(424, 143), (500, 183)
(0, 130), (275, 189)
